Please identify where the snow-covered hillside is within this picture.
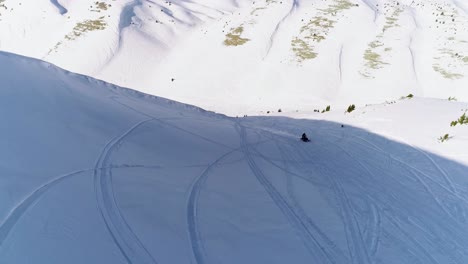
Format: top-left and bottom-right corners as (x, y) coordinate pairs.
(1, 51), (468, 263)
(1, 0), (468, 114)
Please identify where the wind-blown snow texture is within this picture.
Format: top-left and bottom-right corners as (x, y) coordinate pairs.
(1, 52), (468, 263)
(0, 0), (468, 115)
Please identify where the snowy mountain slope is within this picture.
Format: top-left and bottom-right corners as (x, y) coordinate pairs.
(1, 0), (468, 115)
(2, 51), (468, 263)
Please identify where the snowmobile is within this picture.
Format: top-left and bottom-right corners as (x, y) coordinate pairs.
(301, 133), (310, 142)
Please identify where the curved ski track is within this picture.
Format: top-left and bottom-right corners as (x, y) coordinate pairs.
(94, 118), (159, 264)
(238, 123), (344, 264)
(317, 127), (468, 262)
(0, 170), (89, 246)
(186, 133), (272, 264)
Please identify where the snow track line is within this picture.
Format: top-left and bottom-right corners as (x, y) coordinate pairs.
(0, 164), (170, 248)
(412, 146), (456, 193)
(275, 142), (349, 263)
(322, 132), (456, 263)
(323, 142), (383, 258)
(187, 137), (271, 264)
(380, 229), (423, 263)
(241, 124), (375, 264)
(326, 132), (467, 204)
(186, 149), (236, 264)
(94, 118), (158, 264)
(156, 118), (234, 150)
(407, 216), (468, 263)
(238, 124), (337, 264)
(370, 190), (467, 264)
(323, 132), (468, 261)
(316, 164), (372, 264)
(367, 196), (441, 264)
(252, 123), (468, 262)
(317, 134), (427, 262)
(328, 132), (465, 219)
(322, 135), (445, 260)
(403, 167), (461, 225)
(257, 131), (373, 263)
(251, 148), (330, 190)
(281, 136), (372, 264)
(349, 141), (468, 232)
(111, 97), (233, 150)
(367, 202), (381, 257)
(0, 169), (89, 247)
(348, 135), (468, 205)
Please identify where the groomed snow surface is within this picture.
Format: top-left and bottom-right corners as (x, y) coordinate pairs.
(1, 52), (468, 263)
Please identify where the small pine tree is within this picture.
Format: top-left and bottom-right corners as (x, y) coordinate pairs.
(401, 94), (414, 100)
(458, 113), (467, 125)
(346, 104), (356, 113)
(321, 105), (331, 113)
(450, 113), (467, 126)
(438, 134), (452, 142)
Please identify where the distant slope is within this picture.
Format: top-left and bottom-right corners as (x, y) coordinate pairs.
(1, 52), (468, 263)
(0, 0), (468, 114)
